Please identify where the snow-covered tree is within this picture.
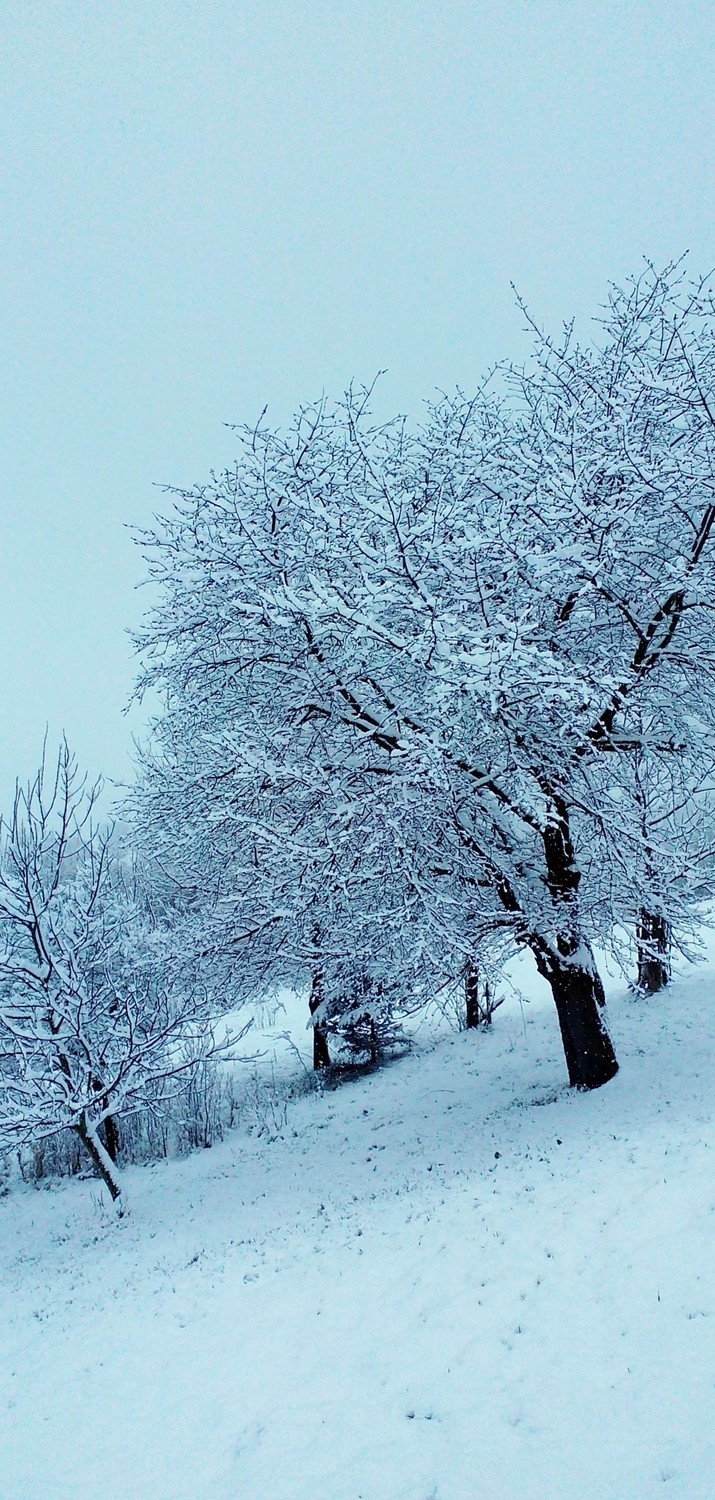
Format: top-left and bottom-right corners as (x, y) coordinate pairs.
(0, 743), (243, 1206)
(134, 263), (715, 1091)
(627, 739), (715, 990)
(130, 707), (443, 1068)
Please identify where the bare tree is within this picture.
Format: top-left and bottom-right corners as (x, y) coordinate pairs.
(0, 743), (244, 1208)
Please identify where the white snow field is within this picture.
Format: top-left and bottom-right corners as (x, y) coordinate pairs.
(1, 965), (714, 1500)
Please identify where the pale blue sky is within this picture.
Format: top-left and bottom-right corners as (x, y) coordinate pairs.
(2, 0), (714, 809)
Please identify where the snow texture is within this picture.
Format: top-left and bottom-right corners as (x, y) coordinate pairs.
(1, 963), (714, 1499)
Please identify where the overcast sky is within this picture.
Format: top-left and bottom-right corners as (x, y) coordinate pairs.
(2, 0), (714, 811)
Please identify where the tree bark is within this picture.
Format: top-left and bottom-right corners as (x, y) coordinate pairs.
(545, 952), (619, 1089)
(74, 1113), (123, 1205)
(89, 1075), (120, 1162)
(636, 910), (670, 993)
(464, 961), (481, 1029)
(535, 790), (618, 1089)
(309, 971), (331, 1070)
(366, 1017), (377, 1065)
(100, 1113), (120, 1163)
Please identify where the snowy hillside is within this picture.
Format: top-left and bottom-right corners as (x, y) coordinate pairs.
(1, 969), (714, 1500)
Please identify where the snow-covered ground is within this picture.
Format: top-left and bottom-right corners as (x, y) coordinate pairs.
(1, 963), (714, 1500)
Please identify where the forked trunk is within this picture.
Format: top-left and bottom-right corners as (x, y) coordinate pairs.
(636, 910), (670, 993)
(74, 1112), (123, 1206)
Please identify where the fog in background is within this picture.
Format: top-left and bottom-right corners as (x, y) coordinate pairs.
(2, 0), (714, 810)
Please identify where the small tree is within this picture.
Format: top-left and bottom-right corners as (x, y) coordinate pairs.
(0, 743), (242, 1208)
(130, 703), (438, 1071)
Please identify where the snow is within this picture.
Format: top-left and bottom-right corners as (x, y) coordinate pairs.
(1, 966), (715, 1499)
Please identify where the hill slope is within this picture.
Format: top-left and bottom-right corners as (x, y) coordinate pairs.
(1, 970), (714, 1500)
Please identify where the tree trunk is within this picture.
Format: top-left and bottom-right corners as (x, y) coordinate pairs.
(100, 1113), (120, 1163)
(309, 971), (331, 1070)
(545, 952), (619, 1090)
(368, 1017), (379, 1065)
(636, 910), (670, 993)
(74, 1113), (123, 1205)
(464, 961), (481, 1029)
(537, 791), (618, 1089)
(89, 1075), (120, 1162)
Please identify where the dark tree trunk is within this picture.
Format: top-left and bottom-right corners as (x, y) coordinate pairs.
(545, 952), (619, 1090)
(309, 971), (331, 1070)
(74, 1113), (123, 1204)
(536, 790), (618, 1089)
(464, 960), (502, 1028)
(100, 1113), (120, 1163)
(368, 1017), (379, 1065)
(464, 961), (481, 1030)
(89, 1075), (120, 1162)
(636, 910), (670, 993)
